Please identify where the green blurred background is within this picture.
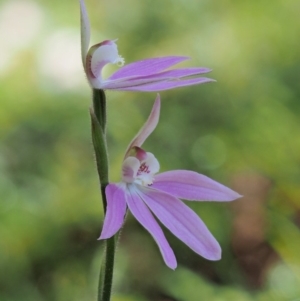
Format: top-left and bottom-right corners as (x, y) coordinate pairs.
(1, 0), (300, 300)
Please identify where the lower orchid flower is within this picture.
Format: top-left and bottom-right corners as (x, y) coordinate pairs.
(80, 0), (214, 92)
(99, 95), (241, 269)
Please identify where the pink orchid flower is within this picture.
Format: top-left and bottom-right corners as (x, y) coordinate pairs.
(99, 95), (241, 269)
(80, 0), (214, 91)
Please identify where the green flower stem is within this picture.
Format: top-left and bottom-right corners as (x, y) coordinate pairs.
(90, 89), (116, 301)
(92, 89), (107, 133)
(98, 236), (116, 301)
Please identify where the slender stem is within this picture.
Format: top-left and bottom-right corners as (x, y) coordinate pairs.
(91, 89), (116, 301)
(98, 236), (116, 301)
(93, 89), (107, 133)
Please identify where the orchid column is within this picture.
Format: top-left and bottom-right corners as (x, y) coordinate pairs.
(80, 1), (232, 301)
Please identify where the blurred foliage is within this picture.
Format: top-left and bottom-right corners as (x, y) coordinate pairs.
(1, 0), (300, 300)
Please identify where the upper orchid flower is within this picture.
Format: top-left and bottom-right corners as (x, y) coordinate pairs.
(99, 95), (241, 269)
(80, 0), (214, 92)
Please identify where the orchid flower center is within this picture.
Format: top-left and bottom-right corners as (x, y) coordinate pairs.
(122, 151), (160, 186)
(86, 40), (124, 80)
(135, 161), (154, 186)
(137, 162), (150, 175)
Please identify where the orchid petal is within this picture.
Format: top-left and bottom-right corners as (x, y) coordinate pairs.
(139, 187), (221, 261)
(124, 95), (160, 157)
(103, 67), (212, 90)
(154, 67), (212, 78)
(108, 56), (190, 80)
(108, 77), (214, 92)
(99, 184), (127, 239)
(127, 185), (177, 269)
(143, 152), (160, 175)
(79, 0), (90, 70)
(122, 157), (140, 183)
(153, 170), (242, 201)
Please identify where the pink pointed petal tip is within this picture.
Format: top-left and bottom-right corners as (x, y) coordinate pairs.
(127, 185), (177, 269)
(98, 184), (127, 240)
(153, 170), (242, 202)
(139, 187), (221, 261)
(124, 95), (160, 157)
